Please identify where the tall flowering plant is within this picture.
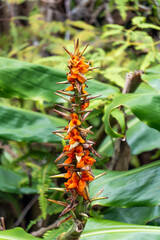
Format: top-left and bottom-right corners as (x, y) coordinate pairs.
(49, 40), (106, 239)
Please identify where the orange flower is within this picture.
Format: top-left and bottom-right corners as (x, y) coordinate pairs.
(69, 135), (85, 145)
(69, 113), (81, 127)
(65, 169), (72, 179)
(75, 146), (84, 156)
(64, 172), (79, 190)
(66, 129), (85, 145)
(63, 145), (75, 159)
(81, 171), (94, 182)
(81, 101), (89, 110)
(64, 157), (73, 165)
(63, 145), (70, 152)
(83, 155), (96, 166)
(76, 159), (84, 168)
(77, 73), (86, 83)
(78, 179), (86, 192)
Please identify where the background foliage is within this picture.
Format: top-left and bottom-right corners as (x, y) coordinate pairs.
(0, 0), (160, 239)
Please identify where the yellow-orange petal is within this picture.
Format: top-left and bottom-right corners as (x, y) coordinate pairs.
(65, 85), (74, 91)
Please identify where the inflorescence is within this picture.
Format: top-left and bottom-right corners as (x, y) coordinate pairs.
(49, 39), (102, 217)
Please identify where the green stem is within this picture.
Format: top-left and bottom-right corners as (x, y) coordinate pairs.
(58, 219), (86, 240)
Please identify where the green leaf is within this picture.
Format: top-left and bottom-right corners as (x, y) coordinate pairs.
(142, 65), (160, 91)
(103, 206), (160, 225)
(66, 20), (95, 30)
(102, 29), (123, 38)
(81, 218), (160, 240)
(0, 227), (40, 240)
(132, 16), (160, 30)
(103, 93), (160, 138)
(87, 80), (119, 99)
(0, 166), (37, 194)
(98, 117), (160, 156)
(0, 166), (23, 193)
(140, 52), (155, 71)
(0, 57), (119, 101)
(90, 161), (160, 207)
(0, 57), (66, 102)
(115, 0), (128, 20)
(127, 118), (160, 155)
(0, 104), (66, 143)
(111, 108), (125, 134)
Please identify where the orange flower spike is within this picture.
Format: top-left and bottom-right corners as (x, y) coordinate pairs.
(52, 40), (102, 215)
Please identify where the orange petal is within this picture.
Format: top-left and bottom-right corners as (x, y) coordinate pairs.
(65, 170), (72, 179)
(65, 85), (74, 91)
(78, 180), (86, 192)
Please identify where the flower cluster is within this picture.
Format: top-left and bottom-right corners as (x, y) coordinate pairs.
(52, 39), (100, 202)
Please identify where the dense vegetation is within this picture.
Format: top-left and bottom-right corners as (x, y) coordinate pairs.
(0, 0), (160, 239)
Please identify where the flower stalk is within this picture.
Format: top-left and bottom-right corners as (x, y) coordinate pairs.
(51, 39), (103, 239)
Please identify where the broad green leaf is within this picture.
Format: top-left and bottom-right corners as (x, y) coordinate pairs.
(90, 161), (160, 207)
(0, 57), (65, 102)
(142, 65), (160, 91)
(0, 227), (40, 240)
(98, 117), (160, 156)
(127, 118), (160, 155)
(0, 166), (37, 194)
(81, 218), (160, 240)
(103, 93), (160, 138)
(0, 57), (119, 101)
(103, 206), (160, 225)
(0, 166), (23, 193)
(87, 80), (119, 98)
(0, 104), (66, 143)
